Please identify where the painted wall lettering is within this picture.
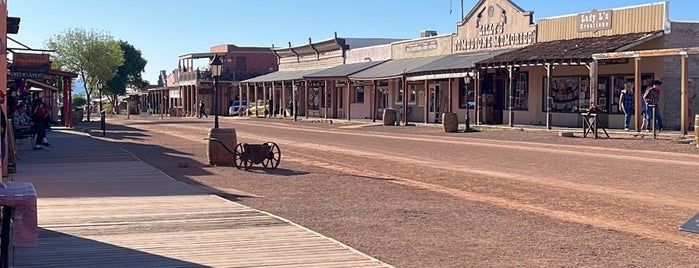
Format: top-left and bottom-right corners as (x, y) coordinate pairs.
(578, 9), (612, 32)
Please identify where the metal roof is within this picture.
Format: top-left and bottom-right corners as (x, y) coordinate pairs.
(408, 50), (512, 74)
(242, 69), (325, 83)
(478, 31), (663, 66)
(304, 60), (388, 79)
(348, 56), (443, 80)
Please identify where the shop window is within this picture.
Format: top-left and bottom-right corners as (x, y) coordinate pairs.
(396, 81), (403, 104)
(309, 88), (320, 110)
(409, 85), (417, 104)
(418, 90), (425, 107)
(544, 76), (590, 113)
(353, 87), (364, 103)
(503, 72), (528, 110)
(459, 79), (475, 109)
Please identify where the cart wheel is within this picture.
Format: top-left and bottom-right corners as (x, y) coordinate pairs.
(262, 142), (281, 169)
(233, 143), (246, 170)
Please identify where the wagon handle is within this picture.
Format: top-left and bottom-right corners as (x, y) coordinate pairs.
(203, 138), (236, 155)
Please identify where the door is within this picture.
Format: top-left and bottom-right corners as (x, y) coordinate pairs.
(428, 85), (441, 123)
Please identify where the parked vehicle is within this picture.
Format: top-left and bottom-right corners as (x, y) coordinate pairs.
(228, 100), (247, 116)
(246, 100), (269, 116)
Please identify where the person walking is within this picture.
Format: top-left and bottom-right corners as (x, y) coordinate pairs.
(198, 100), (207, 118)
(618, 82), (635, 131)
(643, 80), (663, 132)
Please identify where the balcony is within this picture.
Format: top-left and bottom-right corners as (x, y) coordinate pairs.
(177, 70), (271, 85)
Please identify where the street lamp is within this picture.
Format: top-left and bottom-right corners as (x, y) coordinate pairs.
(97, 80), (105, 136)
(463, 73), (472, 132)
(210, 54), (223, 129)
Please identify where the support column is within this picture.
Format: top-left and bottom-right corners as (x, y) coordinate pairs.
(346, 79), (351, 121)
(475, 71), (481, 125)
(424, 79), (429, 124)
(324, 80), (329, 119)
(634, 58), (641, 132)
(372, 80), (378, 122)
(545, 63), (553, 130)
(305, 81), (309, 119)
(681, 55), (689, 136)
(402, 77), (408, 125)
(508, 66), (515, 127)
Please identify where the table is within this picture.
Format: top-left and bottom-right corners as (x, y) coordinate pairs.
(581, 113), (610, 139)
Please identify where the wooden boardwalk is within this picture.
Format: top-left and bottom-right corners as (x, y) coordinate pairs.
(10, 130), (392, 268)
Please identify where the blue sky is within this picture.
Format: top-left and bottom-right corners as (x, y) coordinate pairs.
(8, 0), (698, 85)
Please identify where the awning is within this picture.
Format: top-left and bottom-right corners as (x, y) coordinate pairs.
(349, 56), (445, 81)
(26, 79), (59, 91)
(406, 50), (512, 81)
(242, 69), (326, 83)
(304, 60), (388, 80)
(478, 31), (664, 67)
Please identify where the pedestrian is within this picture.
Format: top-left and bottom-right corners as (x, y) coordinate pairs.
(198, 100), (207, 118)
(618, 82), (634, 131)
(642, 80), (663, 132)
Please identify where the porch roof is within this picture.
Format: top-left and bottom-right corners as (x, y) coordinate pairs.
(408, 49), (512, 74)
(304, 60), (388, 80)
(477, 31), (663, 67)
(348, 55), (443, 81)
(242, 68), (325, 83)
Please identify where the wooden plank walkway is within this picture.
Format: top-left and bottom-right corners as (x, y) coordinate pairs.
(10, 130), (392, 267)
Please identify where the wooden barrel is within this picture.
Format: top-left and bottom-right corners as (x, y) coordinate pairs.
(695, 114), (699, 148)
(442, 112), (458, 133)
(383, 109), (397, 126)
(207, 128), (237, 166)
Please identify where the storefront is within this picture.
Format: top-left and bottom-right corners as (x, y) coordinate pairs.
(477, 2), (699, 130)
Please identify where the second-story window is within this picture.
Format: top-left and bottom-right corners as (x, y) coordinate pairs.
(236, 57), (247, 71)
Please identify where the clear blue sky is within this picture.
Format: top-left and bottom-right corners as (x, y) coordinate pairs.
(8, 0), (698, 85)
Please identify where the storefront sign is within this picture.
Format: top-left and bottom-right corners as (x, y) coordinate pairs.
(406, 40), (437, 53)
(454, 31), (534, 52)
(10, 53), (50, 79)
(169, 89), (181, 98)
(578, 9), (612, 32)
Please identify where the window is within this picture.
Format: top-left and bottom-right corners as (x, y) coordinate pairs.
(236, 57), (247, 71)
(309, 88), (320, 110)
(503, 72), (529, 110)
(418, 90), (425, 107)
(459, 79), (474, 109)
(353, 87), (364, 103)
(409, 85), (417, 104)
(544, 76), (589, 113)
(395, 80), (403, 104)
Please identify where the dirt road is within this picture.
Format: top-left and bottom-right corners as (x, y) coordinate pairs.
(83, 116), (699, 267)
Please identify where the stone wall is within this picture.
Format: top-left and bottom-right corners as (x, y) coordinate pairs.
(662, 22), (699, 129)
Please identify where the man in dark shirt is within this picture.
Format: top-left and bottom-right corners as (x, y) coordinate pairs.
(643, 80), (664, 131)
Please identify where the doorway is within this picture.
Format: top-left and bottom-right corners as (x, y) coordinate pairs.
(428, 85), (441, 123)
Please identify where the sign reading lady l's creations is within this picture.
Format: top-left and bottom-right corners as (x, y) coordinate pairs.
(578, 9), (613, 32)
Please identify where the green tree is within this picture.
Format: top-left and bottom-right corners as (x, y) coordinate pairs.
(72, 93), (87, 108)
(46, 28), (124, 121)
(105, 41), (147, 114)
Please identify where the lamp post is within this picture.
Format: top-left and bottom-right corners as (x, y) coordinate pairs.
(210, 54), (223, 129)
(97, 80), (105, 136)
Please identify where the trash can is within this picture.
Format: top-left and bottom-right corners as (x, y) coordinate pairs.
(383, 109), (396, 126)
(207, 128), (237, 166)
(442, 112), (458, 133)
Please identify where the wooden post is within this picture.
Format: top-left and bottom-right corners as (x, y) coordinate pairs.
(681, 55), (689, 136)
(424, 79), (429, 124)
(634, 58), (641, 132)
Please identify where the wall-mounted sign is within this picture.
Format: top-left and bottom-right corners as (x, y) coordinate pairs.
(454, 31), (534, 52)
(406, 40), (437, 53)
(10, 53), (50, 79)
(578, 9), (612, 32)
